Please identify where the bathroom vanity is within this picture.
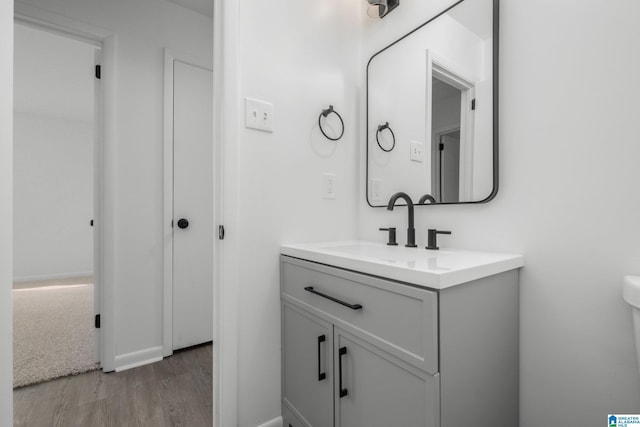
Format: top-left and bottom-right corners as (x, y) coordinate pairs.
(280, 241), (523, 427)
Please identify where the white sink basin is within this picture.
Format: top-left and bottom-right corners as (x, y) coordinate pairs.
(280, 240), (524, 289)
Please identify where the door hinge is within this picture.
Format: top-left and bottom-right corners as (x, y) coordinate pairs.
(218, 225), (225, 240)
(471, 98), (476, 110)
(90, 219), (94, 227)
(439, 143), (444, 151)
(95, 314), (101, 329)
(95, 65), (101, 79)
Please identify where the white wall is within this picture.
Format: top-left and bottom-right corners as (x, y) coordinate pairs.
(0, 0), (13, 424)
(13, 113), (93, 281)
(359, 0), (640, 425)
(15, 0), (213, 365)
(234, 0), (361, 424)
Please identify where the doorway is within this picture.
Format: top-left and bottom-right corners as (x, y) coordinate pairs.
(163, 50), (214, 355)
(7, 0), (221, 424)
(430, 63), (475, 203)
(12, 22), (101, 387)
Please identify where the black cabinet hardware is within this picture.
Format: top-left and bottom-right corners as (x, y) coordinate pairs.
(304, 286), (363, 310)
(426, 228), (452, 250)
(379, 227), (398, 246)
(317, 335), (326, 381)
(339, 346), (348, 398)
(177, 218), (189, 229)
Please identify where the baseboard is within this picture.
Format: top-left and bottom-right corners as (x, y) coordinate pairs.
(256, 416), (282, 427)
(114, 346), (163, 372)
(13, 271), (93, 283)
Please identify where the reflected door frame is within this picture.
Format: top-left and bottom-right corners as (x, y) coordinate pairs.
(427, 52), (476, 202)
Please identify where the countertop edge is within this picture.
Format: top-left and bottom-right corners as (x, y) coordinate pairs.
(280, 243), (524, 290)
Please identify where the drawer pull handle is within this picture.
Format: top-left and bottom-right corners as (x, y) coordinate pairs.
(304, 286), (363, 311)
(339, 346), (348, 398)
(317, 335), (326, 381)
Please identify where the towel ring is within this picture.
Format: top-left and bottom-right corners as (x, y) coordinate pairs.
(376, 122), (395, 152)
(319, 105), (345, 141)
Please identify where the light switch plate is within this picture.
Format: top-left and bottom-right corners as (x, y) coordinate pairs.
(245, 97), (274, 132)
(410, 140), (424, 162)
(323, 173), (337, 200)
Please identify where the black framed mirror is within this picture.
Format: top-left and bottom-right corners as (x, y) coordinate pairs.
(366, 0), (499, 207)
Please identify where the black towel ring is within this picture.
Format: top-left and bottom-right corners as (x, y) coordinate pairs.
(376, 122), (395, 152)
(318, 105), (345, 141)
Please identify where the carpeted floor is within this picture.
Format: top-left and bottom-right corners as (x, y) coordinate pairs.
(13, 277), (98, 388)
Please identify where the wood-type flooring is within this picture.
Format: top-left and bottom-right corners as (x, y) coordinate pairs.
(13, 343), (213, 427)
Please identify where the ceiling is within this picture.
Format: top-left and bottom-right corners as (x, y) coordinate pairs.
(166, 0), (213, 18)
(14, 24), (96, 122)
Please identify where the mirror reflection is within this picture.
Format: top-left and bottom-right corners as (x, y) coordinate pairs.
(367, 0), (497, 206)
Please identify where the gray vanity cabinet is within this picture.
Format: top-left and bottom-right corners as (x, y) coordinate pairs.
(281, 254), (519, 427)
(333, 328), (437, 427)
(281, 255), (440, 427)
(282, 303), (333, 427)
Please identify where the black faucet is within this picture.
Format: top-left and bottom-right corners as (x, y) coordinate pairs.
(418, 194), (436, 204)
(387, 192), (417, 248)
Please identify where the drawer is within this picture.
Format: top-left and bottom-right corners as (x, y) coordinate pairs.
(281, 255), (438, 374)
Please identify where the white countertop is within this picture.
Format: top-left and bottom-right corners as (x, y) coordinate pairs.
(280, 240), (524, 290)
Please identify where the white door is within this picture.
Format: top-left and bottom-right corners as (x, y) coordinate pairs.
(439, 133), (460, 203)
(172, 60), (214, 350)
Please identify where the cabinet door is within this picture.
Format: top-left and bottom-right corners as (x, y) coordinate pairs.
(282, 302), (333, 427)
(334, 329), (439, 427)
(282, 404), (310, 427)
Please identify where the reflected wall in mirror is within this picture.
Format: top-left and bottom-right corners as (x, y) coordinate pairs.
(367, 0), (498, 206)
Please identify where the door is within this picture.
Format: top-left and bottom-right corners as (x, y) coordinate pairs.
(334, 329), (439, 427)
(172, 60), (214, 350)
(282, 302), (333, 427)
(438, 132), (461, 203)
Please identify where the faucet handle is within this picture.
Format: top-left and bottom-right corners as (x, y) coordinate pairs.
(379, 227), (398, 246)
(426, 229), (451, 250)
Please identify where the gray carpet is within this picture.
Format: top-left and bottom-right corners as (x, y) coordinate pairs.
(13, 278), (98, 388)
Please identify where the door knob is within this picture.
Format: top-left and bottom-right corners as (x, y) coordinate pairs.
(177, 218), (189, 229)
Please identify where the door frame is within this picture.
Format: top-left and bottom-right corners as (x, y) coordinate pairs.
(427, 51), (476, 202)
(13, 3), (117, 372)
(213, 0), (240, 425)
(162, 48), (214, 357)
(6, 2), (238, 425)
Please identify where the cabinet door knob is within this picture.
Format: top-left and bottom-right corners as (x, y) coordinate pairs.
(177, 218), (190, 229)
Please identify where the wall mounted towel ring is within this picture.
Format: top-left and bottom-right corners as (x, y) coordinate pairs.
(376, 122), (395, 152)
(319, 105), (345, 141)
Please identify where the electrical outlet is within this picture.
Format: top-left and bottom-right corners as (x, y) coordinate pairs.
(410, 140), (424, 162)
(323, 173), (337, 200)
(245, 97), (274, 132)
